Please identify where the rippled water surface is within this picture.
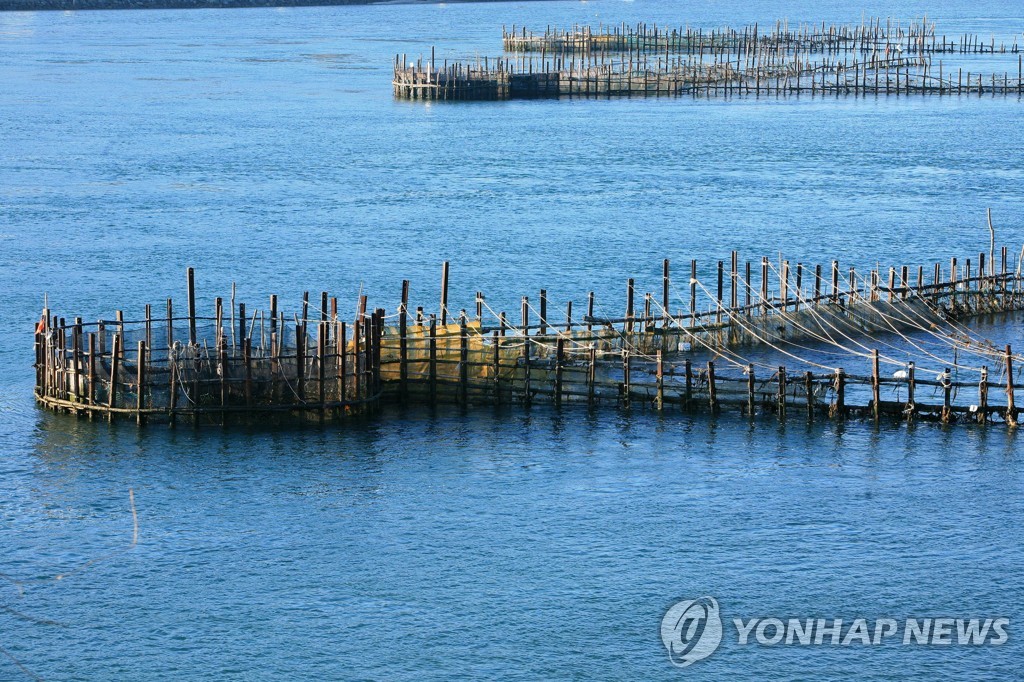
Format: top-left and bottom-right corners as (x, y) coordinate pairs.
(1, 0), (1023, 679)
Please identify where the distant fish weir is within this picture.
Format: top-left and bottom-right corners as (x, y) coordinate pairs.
(34, 245), (1024, 428)
(394, 18), (1024, 101)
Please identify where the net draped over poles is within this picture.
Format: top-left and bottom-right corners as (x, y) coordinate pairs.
(34, 247), (1024, 427)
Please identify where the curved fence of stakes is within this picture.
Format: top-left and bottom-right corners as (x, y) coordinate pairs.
(394, 17), (1024, 100)
(35, 247), (1024, 427)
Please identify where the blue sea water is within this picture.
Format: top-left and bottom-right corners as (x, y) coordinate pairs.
(1, 0), (1023, 679)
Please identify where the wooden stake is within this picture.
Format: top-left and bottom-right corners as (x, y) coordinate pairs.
(777, 366), (787, 419)
(978, 366), (988, 424)
(108, 333), (121, 420)
(459, 317), (469, 405)
(655, 350), (664, 411)
(1006, 345), (1017, 426)
(747, 363), (755, 415)
(871, 349), (880, 420)
(555, 337), (565, 407)
(539, 289), (548, 335)
(136, 340), (146, 425)
(187, 267), (197, 345)
(440, 261), (450, 326)
(805, 371), (814, 420)
(662, 259), (670, 322)
(707, 361), (718, 412)
(428, 315), (437, 402)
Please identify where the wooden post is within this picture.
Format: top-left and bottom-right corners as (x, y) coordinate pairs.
(906, 361), (916, 416)
(215, 297), (223, 348)
(244, 338), (253, 409)
(71, 321), (82, 406)
(318, 322), (326, 420)
(428, 315), (437, 402)
(166, 298), (174, 349)
(795, 263), (803, 311)
(942, 368), (953, 423)
(536, 286), (552, 333)
(167, 334), (177, 426)
(296, 323), (306, 402)
(459, 317), (469, 405)
(399, 302), (408, 400)
(144, 304), (152, 354)
(871, 349), (880, 420)
(689, 260), (697, 319)
(978, 366), (988, 424)
(269, 294), (278, 354)
(338, 321), (347, 405)
(835, 367), (846, 418)
(492, 331), (501, 401)
(716, 261), (724, 323)
(707, 361), (718, 412)
(136, 340), (146, 425)
(1006, 345), (1017, 426)
(781, 261), (790, 311)
(805, 371), (814, 420)
(238, 302), (246, 351)
(87, 332), (96, 411)
(655, 350), (664, 411)
(440, 261), (450, 326)
(662, 259), (670, 323)
(108, 333), (121, 419)
(219, 335), (228, 423)
(373, 310), (384, 399)
(747, 363), (755, 415)
(555, 337), (565, 407)
(745, 262), (752, 309)
(777, 366), (787, 419)
(539, 289), (548, 336)
(187, 267), (197, 345)
(684, 359), (693, 407)
(522, 327), (532, 405)
(622, 351), (631, 408)
(761, 257), (769, 311)
(626, 279), (635, 334)
(587, 345), (597, 408)
(352, 317), (361, 402)
(831, 260), (840, 302)
(730, 251), (738, 310)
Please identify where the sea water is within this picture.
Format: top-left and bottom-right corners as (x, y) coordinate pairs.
(1, 1), (1023, 678)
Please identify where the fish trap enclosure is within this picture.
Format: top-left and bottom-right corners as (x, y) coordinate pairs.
(395, 17), (1024, 101)
(35, 245), (1024, 428)
(502, 18), (1019, 56)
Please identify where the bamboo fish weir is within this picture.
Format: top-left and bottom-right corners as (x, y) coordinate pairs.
(394, 17), (1024, 101)
(502, 18), (1020, 56)
(34, 245), (1024, 428)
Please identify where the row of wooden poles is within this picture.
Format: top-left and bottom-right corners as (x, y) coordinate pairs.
(398, 17), (1024, 101)
(501, 18), (1020, 56)
(34, 248), (1024, 427)
(34, 268), (389, 425)
(394, 49), (1024, 100)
